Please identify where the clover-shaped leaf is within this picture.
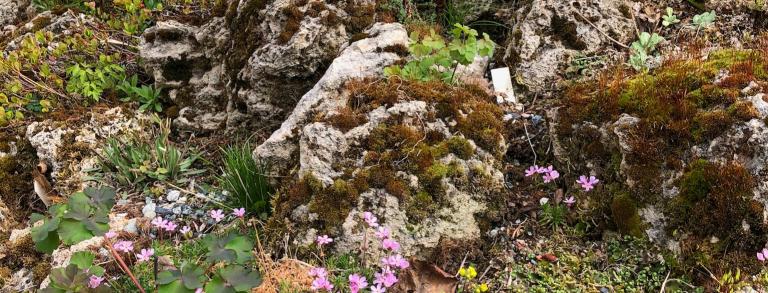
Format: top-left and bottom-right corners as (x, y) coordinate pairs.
(85, 186), (116, 209)
(158, 262), (205, 291)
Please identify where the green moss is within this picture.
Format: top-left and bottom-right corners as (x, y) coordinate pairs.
(404, 191), (437, 222)
(309, 179), (359, 233)
(445, 136), (475, 160)
(610, 193), (644, 238)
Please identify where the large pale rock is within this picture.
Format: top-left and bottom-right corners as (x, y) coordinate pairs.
(255, 22), (409, 173)
(503, 0), (636, 91)
(25, 108), (152, 193)
(140, 0), (375, 131)
(0, 0), (30, 27)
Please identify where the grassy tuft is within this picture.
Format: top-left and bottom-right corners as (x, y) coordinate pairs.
(219, 141), (273, 217)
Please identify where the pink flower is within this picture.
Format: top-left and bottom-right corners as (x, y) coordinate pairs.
(382, 239), (400, 251)
(195, 289), (203, 293)
(542, 169), (559, 183)
(163, 221), (178, 232)
(370, 285), (387, 293)
(113, 240), (134, 252)
(316, 235), (333, 246)
(136, 248), (154, 262)
(151, 217), (168, 228)
(311, 277), (334, 291)
(759, 248), (768, 262)
(375, 227), (391, 239)
(374, 269), (398, 288)
(524, 165), (539, 177)
(363, 211), (379, 227)
(180, 226), (191, 234)
(349, 274), (368, 293)
(233, 208), (246, 218)
(538, 165), (553, 174)
(87, 275), (104, 288)
(576, 175), (600, 191)
(210, 209), (225, 222)
(104, 230), (117, 239)
(382, 254), (410, 269)
(309, 267), (328, 279)
(564, 196), (576, 207)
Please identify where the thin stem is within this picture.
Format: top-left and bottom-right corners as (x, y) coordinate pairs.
(105, 242), (146, 293)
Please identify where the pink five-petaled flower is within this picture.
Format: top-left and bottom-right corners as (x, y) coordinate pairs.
(311, 277), (334, 291)
(88, 275), (104, 288)
(758, 248), (768, 262)
(151, 216), (168, 229)
(382, 239), (400, 251)
(210, 209), (225, 222)
(233, 207), (246, 218)
(524, 165), (539, 177)
(370, 285), (387, 293)
(104, 230), (117, 239)
(374, 269), (398, 288)
(576, 175), (600, 191)
(349, 274), (369, 293)
(542, 169), (560, 183)
(563, 196), (576, 207)
(382, 254), (410, 269)
(309, 267), (328, 279)
(113, 240), (134, 252)
(163, 221), (178, 232)
(363, 211), (379, 227)
(180, 226), (191, 234)
(136, 248), (154, 262)
(316, 235), (333, 246)
(375, 227), (391, 239)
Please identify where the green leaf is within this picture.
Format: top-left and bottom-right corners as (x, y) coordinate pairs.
(58, 219), (94, 245)
(85, 186), (117, 208)
(158, 280), (195, 293)
(205, 275), (235, 293)
(31, 217), (60, 253)
(70, 251), (95, 270)
(65, 192), (92, 220)
(219, 266), (262, 292)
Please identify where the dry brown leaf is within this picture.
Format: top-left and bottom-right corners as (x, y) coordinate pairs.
(391, 259), (457, 293)
(536, 253), (558, 263)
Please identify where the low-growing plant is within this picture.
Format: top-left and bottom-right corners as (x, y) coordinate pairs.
(30, 186), (116, 253)
(384, 23), (495, 83)
(155, 231), (262, 292)
(118, 75), (164, 112)
(65, 54), (126, 102)
(99, 118), (201, 187)
(41, 251), (108, 293)
(628, 32), (664, 71)
(692, 11), (717, 30)
(662, 7), (680, 27)
(219, 141), (272, 218)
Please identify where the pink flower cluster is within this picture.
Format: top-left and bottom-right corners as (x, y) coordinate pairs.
(151, 216), (178, 232)
(310, 211), (409, 293)
(576, 175), (599, 191)
(525, 165), (560, 183)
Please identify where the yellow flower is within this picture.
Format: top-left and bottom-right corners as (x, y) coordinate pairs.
(458, 267), (467, 277)
(467, 266), (477, 279)
(479, 283), (489, 292)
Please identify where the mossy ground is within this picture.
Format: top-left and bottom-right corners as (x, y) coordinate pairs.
(556, 45), (768, 281)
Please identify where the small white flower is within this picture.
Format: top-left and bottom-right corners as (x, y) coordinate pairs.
(539, 197), (549, 206)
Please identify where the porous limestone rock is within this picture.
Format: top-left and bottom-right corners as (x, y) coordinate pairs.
(0, 0), (30, 27)
(25, 107), (152, 193)
(140, 0), (376, 131)
(255, 22), (409, 173)
(503, 0), (636, 91)
(2, 268), (35, 292)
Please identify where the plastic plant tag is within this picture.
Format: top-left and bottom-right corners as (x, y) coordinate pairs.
(491, 67), (516, 104)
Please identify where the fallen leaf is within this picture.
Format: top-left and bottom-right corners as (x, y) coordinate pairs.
(391, 259), (457, 293)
